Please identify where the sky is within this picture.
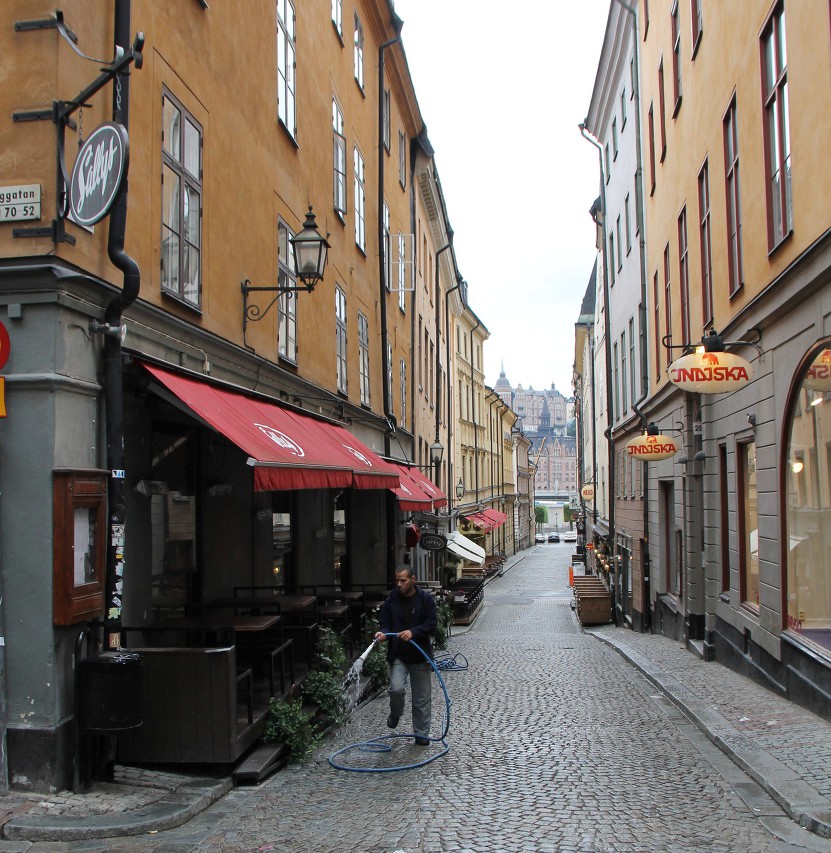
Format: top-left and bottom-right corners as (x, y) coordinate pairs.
(392, 0), (610, 397)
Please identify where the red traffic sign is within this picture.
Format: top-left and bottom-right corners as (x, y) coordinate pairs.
(0, 320), (10, 370)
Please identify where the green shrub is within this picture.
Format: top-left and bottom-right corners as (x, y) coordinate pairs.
(434, 596), (453, 651)
(262, 697), (319, 762)
(301, 669), (347, 727)
(314, 625), (347, 674)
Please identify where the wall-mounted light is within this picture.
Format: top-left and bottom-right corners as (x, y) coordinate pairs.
(89, 319), (127, 342)
(791, 458), (805, 474)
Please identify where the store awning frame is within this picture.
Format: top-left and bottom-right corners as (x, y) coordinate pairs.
(446, 531), (486, 565)
(388, 461), (448, 511)
(143, 362), (400, 492)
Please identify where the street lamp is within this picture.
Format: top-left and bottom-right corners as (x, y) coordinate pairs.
(430, 439), (444, 487)
(456, 477), (465, 500)
(241, 205), (330, 334)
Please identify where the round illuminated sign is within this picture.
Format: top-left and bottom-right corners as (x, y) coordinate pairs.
(419, 532), (447, 552)
(69, 122), (129, 226)
(626, 433), (680, 461)
(804, 349), (831, 391)
(668, 350), (753, 393)
(580, 485), (595, 500)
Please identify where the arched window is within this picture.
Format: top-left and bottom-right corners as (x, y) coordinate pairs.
(784, 341), (831, 648)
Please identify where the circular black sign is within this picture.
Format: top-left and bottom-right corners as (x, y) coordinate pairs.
(69, 122), (129, 227)
(419, 532), (447, 552)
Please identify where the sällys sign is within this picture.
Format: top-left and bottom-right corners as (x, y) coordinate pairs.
(626, 433), (680, 460)
(69, 123), (129, 226)
(667, 350), (752, 393)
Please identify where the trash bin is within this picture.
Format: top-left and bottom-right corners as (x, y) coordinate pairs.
(77, 652), (144, 733)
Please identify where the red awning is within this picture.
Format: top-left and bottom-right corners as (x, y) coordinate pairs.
(388, 462), (448, 511)
(481, 508), (507, 527)
(143, 363), (400, 492)
(461, 507), (507, 533)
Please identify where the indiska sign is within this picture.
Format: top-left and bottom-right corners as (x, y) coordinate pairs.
(667, 350), (753, 393)
(69, 122), (129, 227)
(804, 349), (831, 391)
(626, 433), (680, 460)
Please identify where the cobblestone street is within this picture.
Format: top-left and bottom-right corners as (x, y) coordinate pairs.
(33, 546), (831, 853)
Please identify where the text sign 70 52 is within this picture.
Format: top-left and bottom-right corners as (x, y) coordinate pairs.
(0, 185), (41, 223)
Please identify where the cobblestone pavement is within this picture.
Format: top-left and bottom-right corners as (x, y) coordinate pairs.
(7, 545), (831, 852)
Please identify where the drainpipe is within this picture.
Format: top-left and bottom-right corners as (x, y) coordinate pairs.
(470, 316), (482, 501)
(377, 13), (404, 457)
(615, 0), (652, 632)
(444, 277), (462, 511)
(434, 238), (453, 487)
(580, 122), (616, 620)
(103, 0), (141, 647)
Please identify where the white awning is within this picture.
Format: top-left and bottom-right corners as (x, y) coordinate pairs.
(446, 531), (486, 566)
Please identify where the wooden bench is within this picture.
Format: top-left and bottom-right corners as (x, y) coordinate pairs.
(117, 646), (265, 764)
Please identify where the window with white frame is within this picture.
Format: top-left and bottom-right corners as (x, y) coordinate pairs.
(613, 340), (620, 421)
(620, 330), (628, 414)
(353, 13), (364, 89)
(336, 286), (347, 393)
(358, 312), (370, 405)
(398, 233), (406, 310)
(400, 359), (407, 426)
(277, 0), (296, 137)
(162, 91), (202, 309)
(277, 221), (297, 362)
(383, 203), (391, 290)
(333, 99), (347, 216)
(383, 88), (391, 151)
(354, 147), (365, 251)
(331, 0), (342, 37)
(629, 316), (636, 406)
(671, 1), (682, 112)
(624, 194), (632, 255)
(386, 340), (393, 412)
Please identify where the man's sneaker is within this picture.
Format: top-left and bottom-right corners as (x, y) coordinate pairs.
(386, 714), (399, 729)
(414, 736), (430, 746)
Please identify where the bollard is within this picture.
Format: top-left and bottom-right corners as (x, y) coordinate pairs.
(568, 566), (574, 587)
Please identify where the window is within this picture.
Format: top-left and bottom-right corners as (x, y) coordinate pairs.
(354, 147), (365, 251)
(629, 317), (636, 405)
(762, 4), (792, 248)
(400, 359), (407, 426)
(621, 330), (628, 414)
(671, 2), (682, 113)
(643, 0), (650, 37)
(653, 271), (661, 380)
(608, 234), (616, 285)
(738, 441), (759, 608)
(698, 159), (713, 328)
(331, 0), (342, 37)
(612, 118), (619, 160)
(335, 286), (347, 393)
(382, 88), (391, 151)
(398, 233), (406, 311)
(386, 340), (393, 412)
(605, 143), (611, 182)
(691, 0), (703, 57)
(383, 203), (391, 290)
(616, 216), (623, 271)
(624, 194), (632, 255)
(647, 103), (657, 196)
(678, 206), (690, 344)
(663, 244), (672, 369)
(353, 13), (364, 89)
(719, 443), (729, 593)
(630, 56), (637, 98)
(161, 91), (202, 309)
(724, 98), (743, 295)
(613, 340), (620, 421)
(658, 60), (667, 160)
(332, 99), (347, 216)
(620, 88), (627, 128)
(277, 221), (297, 362)
(358, 312), (370, 405)
(277, 0), (296, 137)
(398, 130), (407, 188)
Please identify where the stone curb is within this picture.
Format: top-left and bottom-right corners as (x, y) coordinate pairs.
(1, 776), (232, 842)
(589, 630), (831, 839)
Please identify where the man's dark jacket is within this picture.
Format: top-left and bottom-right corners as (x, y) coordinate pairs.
(378, 585), (437, 663)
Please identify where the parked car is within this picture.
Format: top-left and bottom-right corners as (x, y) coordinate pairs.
(534, 533), (546, 543)
(562, 531), (578, 542)
(547, 533), (560, 543)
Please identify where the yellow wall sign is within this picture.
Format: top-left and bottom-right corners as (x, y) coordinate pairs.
(0, 377), (6, 418)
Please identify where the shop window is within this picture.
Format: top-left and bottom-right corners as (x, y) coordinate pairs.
(333, 491), (348, 586)
(785, 344), (831, 645)
(53, 469), (107, 625)
(271, 491), (293, 591)
(738, 440), (759, 609)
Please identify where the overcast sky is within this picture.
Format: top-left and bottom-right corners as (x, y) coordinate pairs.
(392, 0), (610, 398)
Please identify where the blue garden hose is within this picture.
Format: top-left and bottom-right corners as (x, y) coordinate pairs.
(328, 633), (456, 772)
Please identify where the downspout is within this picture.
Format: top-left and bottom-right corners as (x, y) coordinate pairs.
(580, 122), (616, 617)
(444, 277), (462, 511)
(377, 13), (404, 457)
(104, 0), (141, 646)
(615, 0), (653, 631)
(470, 316), (482, 501)
(434, 238), (453, 487)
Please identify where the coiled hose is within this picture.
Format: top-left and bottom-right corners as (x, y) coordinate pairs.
(328, 633), (457, 772)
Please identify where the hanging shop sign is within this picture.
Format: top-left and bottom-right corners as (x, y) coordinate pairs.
(419, 531), (447, 552)
(804, 349), (831, 391)
(668, 350), (753, 393)
(626, 432), (680, 460)
(580, 485), (595, 501)
(69, 122), (129, 227)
